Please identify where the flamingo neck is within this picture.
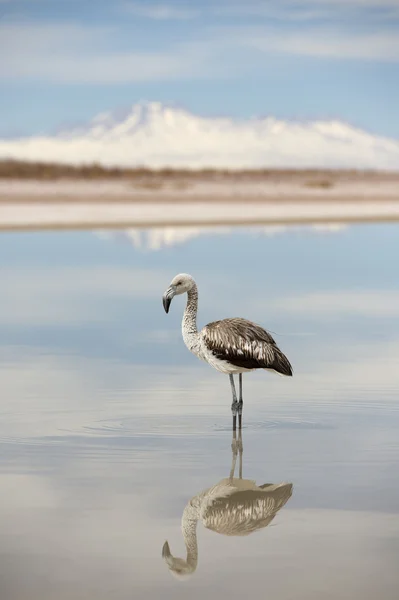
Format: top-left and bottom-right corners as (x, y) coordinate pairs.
(182, 284), (200, 353)
(181, 502), (199, 569)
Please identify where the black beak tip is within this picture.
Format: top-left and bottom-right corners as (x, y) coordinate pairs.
(162, 541), (169, 557)
(163, 296), (171, 314)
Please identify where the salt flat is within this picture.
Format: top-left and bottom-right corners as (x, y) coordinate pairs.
(1, 176), (399, 229)
(1, 176), (399, 201)
(1, 199), (399, 230)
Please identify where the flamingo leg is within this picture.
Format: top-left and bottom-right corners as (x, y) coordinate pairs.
(230, 430), (238, 480)
(238, 429), (243, 478)
(229, 374), (238, 431)
(238, 373), (243, 429)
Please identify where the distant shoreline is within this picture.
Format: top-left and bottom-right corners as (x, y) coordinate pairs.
(1, 164), (399, 230)
(1, 172), (399, 204)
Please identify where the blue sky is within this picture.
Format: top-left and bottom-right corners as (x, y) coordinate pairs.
(1, 0), (399, 137)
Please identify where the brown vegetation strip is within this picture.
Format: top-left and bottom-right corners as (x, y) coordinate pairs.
(1, 159), (399, 182)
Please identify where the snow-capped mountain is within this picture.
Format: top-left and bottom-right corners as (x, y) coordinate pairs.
(0, 102), (398, 170)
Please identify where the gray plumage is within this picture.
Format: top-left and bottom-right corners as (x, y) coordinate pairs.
(163, 273), (293, 429)
(202, 317), (293, 375)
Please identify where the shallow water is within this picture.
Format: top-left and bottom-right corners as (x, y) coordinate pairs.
(0, 223), (398, 599)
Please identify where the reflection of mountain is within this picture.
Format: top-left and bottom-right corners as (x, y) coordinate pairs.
(1, 102), (398, 169)
(162, 430), (293, 580)
(96, 223), (346, 251)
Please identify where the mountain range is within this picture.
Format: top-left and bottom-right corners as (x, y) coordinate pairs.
(0, 102), (398, 170)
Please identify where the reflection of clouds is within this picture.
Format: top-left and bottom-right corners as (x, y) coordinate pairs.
(0, 474), (57, 509)
(142, 329), (180, 344)
(0, 354), (398, 592)
(97, 227), (230, 251)
(0, 263), (236, 330)
(0, 262), (263, 332)
(0, 463), (398, 600)
(276, 290), (399, 316)
(96, 223), (347, 251)
(0, 342), (398, 595)
(309, 338), (399, 392)
(1, 334), (399, 444)
(0, 266), (167, 325)
(0, 349), (223, 439)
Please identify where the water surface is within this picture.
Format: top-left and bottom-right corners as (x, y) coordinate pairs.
(0, 223), (398, 599)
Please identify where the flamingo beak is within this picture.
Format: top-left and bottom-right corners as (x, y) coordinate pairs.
(162, 286), (176, 313)
(162, 542), (172, 562)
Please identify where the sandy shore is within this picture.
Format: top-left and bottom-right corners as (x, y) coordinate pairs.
(1, 177), (399, 203)
(1, 178), (399, 230)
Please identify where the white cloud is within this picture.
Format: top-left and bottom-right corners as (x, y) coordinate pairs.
(121, 0), (399, 21)
(208, 0), (399, 29)
(0, 22), (218, 83)
(220, 0), (399, 17)
(272, 31), (399, 62)
(1, 5), (399, 87)
(299, 0), (399, 7)
(223, 25), (399, 62)
(123, 2), (199, 20)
